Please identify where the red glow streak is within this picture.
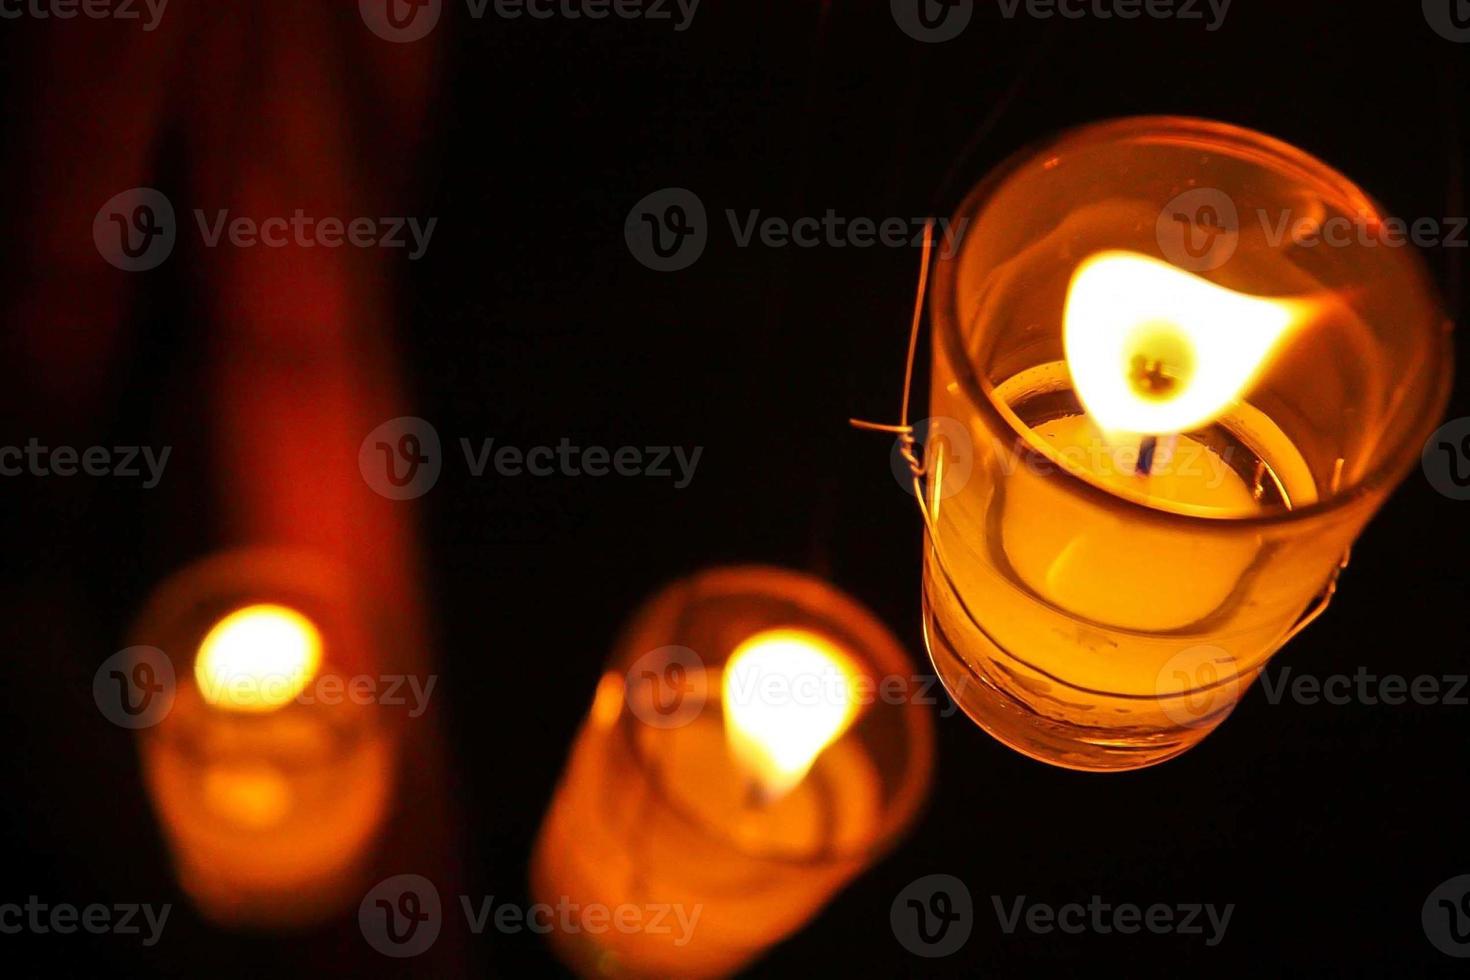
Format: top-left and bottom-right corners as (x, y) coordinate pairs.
(12, 10), (462, 961)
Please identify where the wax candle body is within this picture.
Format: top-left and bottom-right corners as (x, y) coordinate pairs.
(533, 672), (879, 978)
(923, 348), (1372, 769)
(1017, 413), (1261, 629)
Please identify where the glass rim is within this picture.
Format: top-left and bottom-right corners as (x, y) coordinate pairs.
(932, 114), (1455, 529)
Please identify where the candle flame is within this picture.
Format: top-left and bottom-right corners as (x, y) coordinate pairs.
(195, 604), (322, 712)
(722, 629), (862, 803)
(1064, 251), (1307, 436)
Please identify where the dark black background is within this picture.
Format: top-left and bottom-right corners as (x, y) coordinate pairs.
(1, 1), (1467, 976)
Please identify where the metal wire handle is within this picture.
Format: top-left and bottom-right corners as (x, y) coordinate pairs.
(849, 218), (935, 532)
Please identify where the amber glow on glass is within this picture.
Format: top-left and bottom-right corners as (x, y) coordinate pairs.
(201, 765), (293, 829)
(921, 117), (1451, 771)
(532, 566), (935, 978)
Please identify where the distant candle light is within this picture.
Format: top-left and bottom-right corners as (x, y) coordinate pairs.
(722, 628), (863, 802)
(195, 603), (323, 712)
(135, 550), (398, 927)
(533, 566), (934, 976)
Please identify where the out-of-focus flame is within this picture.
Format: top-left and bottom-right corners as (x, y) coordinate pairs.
(195, 603), (323, 712)
(1064, 251), (1308, 436)
(722, 629), (862, 802)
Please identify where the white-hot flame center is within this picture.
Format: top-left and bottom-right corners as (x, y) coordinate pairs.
(195, 603), (323, 712)
(722, 629), (862, 802)
(1064, 251), (1306, 436)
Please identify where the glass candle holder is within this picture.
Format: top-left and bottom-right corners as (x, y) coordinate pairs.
(131, 548), (398, 927)
(532, 565), (934, 978)
(922, 116), (1452, 771)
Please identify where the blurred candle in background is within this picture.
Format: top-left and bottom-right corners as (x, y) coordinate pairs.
(533, 566), (934, 978)
(133, 549), (398, 927)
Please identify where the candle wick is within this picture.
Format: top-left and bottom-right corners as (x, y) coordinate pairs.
(741, 778), (770, 810)
(1136, 435), (1159, 476)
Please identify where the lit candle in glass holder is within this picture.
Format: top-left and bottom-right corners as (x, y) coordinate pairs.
(916, 116), (1452, 771)
(132, 548), (397, 926)
(532, 566), (934, 978)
